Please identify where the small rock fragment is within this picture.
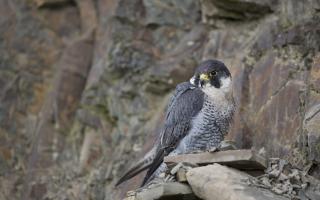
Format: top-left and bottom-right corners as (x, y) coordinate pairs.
(170, 163), (183, 175)
(176, 168), (188, 182)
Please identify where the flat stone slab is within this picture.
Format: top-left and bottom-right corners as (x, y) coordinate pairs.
(124, 182), (200, 200)
(186, 164), (289, 200)
(164, 149), (267, 170)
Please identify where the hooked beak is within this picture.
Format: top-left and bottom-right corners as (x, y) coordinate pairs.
(199, 74), (209, 88)
(190, 73), (210, 88)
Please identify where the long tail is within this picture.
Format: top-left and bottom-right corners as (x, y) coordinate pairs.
(115, 148), (155, 186)
(141, 150), (164, 186)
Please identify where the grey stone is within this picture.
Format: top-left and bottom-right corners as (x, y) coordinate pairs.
(253, 158), (311, 199)
(115, 0), (144, 23)
(125, 182), (199, 200)
(186, 164), (289, 200)
(304, 176), (320, 200)
(143, 0), (200, 27)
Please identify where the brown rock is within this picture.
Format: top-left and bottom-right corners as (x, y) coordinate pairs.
(35, 0), (73, 8)
(164, 149), (267, 170)
(37, 3), (80, 40)
(246, 49), (308, 159)
(30, 183), (47, 200)
(54, 30), (94, 129)
(1, 0), (320, 199)
(176, 168), (188, 182)
(310, 54), (320, 91)
(145, 25), (208, 93)
(186, 164), (289, 200)
(201, 0), (273, 22)
(304, 104), (320, 162)
(77, 0), (97, 31)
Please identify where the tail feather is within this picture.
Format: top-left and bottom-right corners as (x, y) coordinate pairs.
(115, 149), (155, 186)
(141, 150), (164, 186)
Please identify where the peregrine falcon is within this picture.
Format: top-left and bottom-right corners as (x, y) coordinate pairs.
(116, 59), (235, 186)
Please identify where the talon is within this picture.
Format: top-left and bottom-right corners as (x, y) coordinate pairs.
(218, 140), (237, 151)
(189, 149), (204, 154)
(208, 147), (218, 153)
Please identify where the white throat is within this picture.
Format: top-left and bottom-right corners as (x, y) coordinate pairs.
(202, 77), (232, 105)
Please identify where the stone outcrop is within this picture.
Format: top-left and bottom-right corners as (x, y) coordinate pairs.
(124, 150), (320, 200)
(164, 149), (267, 170)
(186, 164), (289, 200)
(124, 182), (199, 200)
(0, 0), (320, 199)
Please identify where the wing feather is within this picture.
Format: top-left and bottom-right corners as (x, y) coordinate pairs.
(142, 82), (203, 185)
(115, 153), (154, 186)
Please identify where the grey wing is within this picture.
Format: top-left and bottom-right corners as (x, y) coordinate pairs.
(164, 82), (195, 117)
(161, 82), (203, 148)
(142, 82), (204, 185)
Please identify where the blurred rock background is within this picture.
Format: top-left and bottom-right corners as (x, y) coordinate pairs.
(0, 0), (319, 199)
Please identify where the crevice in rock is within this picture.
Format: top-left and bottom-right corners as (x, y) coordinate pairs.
(36, 0), (76, 9)
(257, 53), (303, 112)
(297, 51), (317, 158)
(310, 87), (320, 94)
(238, 59), (254, 148)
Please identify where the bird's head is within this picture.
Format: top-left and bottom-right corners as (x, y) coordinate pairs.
(190, 60), (233, 100)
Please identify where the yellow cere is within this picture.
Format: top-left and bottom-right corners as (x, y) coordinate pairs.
(200, 73), (210, 81)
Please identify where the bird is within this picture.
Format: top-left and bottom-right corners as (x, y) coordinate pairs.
(116, 59), (235, 187)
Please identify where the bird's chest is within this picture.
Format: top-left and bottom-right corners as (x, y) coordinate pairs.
(194, 100), (231, 133)
(192, 109), (222, 137)
(187, 100), (232, 148)
(174, 97), (234, 154)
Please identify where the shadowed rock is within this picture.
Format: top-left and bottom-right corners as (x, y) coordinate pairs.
(124, 182), (200, 200)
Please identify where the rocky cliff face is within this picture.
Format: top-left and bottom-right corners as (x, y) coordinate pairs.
(0, 0), (320, 199)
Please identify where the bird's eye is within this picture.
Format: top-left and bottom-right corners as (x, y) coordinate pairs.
(210, 71), (217, 76)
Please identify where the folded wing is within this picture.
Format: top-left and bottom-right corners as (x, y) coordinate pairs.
(142, 82), (204, 185)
